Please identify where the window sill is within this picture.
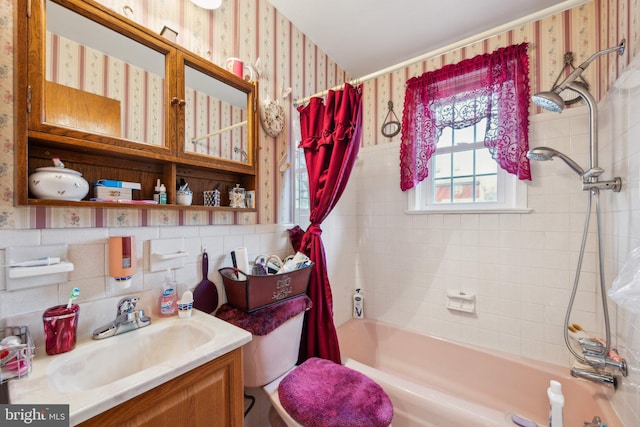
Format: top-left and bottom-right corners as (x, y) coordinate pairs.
(405, 208), (533, 215)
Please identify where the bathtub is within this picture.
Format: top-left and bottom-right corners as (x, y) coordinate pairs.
(336, 319), (622, 427)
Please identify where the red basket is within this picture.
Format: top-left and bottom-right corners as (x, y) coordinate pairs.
(219, 263), (313, 313)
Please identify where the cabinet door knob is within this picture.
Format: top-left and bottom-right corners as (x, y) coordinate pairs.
(171, 97), (186, 107)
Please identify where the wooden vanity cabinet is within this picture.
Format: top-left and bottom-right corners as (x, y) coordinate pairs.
(78, 348), (244, 427)
(15, 0), (258, 209)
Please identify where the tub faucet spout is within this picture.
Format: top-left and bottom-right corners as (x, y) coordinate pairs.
(570, 367), (617, 389)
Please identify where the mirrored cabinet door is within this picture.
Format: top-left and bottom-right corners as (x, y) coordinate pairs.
(29, 0), (175, 154)
(179, 54), (257, 171)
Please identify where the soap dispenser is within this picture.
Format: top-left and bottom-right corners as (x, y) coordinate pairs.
(109, 236), (136, 288)
(159, 268), (178, 316)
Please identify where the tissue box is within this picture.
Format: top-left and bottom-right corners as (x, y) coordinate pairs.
(94, 186), (133, 200)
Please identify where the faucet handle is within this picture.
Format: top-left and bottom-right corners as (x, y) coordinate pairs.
(117, 296), (140, 314)
(583, 416), (603, 427)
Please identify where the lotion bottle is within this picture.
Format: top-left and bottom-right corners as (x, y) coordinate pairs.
(154, 179), (167, 205)
(547, 380), (564, 427)
(159, 268), (178, 316)
(353, 288), (364, 319)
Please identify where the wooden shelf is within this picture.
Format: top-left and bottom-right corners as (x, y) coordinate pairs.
(27, 198), (256, 212)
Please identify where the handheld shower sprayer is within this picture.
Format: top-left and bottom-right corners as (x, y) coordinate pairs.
(532, 39), (625, 112)
(526, 147), (584, 176)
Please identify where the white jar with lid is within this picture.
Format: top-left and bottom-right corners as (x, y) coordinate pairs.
(29, 167), (89, 201)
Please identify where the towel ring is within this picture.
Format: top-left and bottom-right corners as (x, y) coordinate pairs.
(381, 100), (401, 138)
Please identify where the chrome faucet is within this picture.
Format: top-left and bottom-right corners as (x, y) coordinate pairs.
(92, 296), (151, 339)
(583, 416), (604, 427)
(570, 339), (627, 389)
(571, 367), (618, 389)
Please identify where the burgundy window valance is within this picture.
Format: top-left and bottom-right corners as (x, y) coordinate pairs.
(400, 43), (531, 191)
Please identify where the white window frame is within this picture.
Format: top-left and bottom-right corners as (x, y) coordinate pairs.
(293, 146), (311, 226)
(408, 170), (529, 214)
(407, 131), (530, 214)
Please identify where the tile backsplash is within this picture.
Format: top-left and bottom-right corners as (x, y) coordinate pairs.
(0, 224), (294, 355)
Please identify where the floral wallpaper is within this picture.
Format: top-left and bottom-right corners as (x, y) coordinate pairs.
(1, 0), (637, 230)
(0, 0), (14, 229)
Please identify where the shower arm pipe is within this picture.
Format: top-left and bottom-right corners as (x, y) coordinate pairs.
(565, 82), (601, 178)
(554, 40), (625, 93)
(566, 81), (622, 192)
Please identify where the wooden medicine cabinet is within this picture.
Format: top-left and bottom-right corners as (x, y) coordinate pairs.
(14, 0), (258, 209)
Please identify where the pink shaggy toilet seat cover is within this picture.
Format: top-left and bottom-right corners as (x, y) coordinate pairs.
(278, 357), (393, 427)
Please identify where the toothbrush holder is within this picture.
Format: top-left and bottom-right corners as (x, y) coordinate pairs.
(42, 304), (80, 355)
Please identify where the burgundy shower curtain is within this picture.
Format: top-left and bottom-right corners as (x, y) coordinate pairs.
(289, 83), (363, 364)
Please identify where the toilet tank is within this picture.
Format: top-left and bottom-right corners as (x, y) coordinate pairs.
(243, 310), (306, 387)
(214, 296), (312, 389)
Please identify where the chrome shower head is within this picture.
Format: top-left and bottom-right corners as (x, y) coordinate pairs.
(527, 146), (585, 176)
(531, 91), (565, 112)
(532, 39), (626, 112)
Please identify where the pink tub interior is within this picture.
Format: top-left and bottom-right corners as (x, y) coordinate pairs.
(337, 318), (622, 427)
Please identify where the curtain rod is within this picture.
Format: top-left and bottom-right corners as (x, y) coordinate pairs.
(293, 0), (590, 107)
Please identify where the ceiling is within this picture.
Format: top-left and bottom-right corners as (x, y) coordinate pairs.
(267, 0), (588, 78)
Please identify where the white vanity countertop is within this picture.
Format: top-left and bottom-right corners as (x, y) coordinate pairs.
(8, 310), (251, 425)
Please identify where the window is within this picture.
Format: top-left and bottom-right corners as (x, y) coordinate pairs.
(409, 118), (527, 213)
(433, 119), (495, 204)
(400, 44), (531, 213)
(293, 147), (310, 226)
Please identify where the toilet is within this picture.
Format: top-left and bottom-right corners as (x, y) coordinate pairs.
(215, 295), (393, 427)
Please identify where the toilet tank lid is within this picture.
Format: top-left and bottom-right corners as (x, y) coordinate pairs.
(216, 295), (311, 336)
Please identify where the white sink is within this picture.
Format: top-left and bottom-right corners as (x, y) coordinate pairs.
(9, 310), (252, 425)
(47, 321), (214, 392)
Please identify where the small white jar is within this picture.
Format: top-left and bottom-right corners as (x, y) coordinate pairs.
(177, 190), (193, 206)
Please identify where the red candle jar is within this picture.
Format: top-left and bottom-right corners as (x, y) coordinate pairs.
(43, 304), (80, 355)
